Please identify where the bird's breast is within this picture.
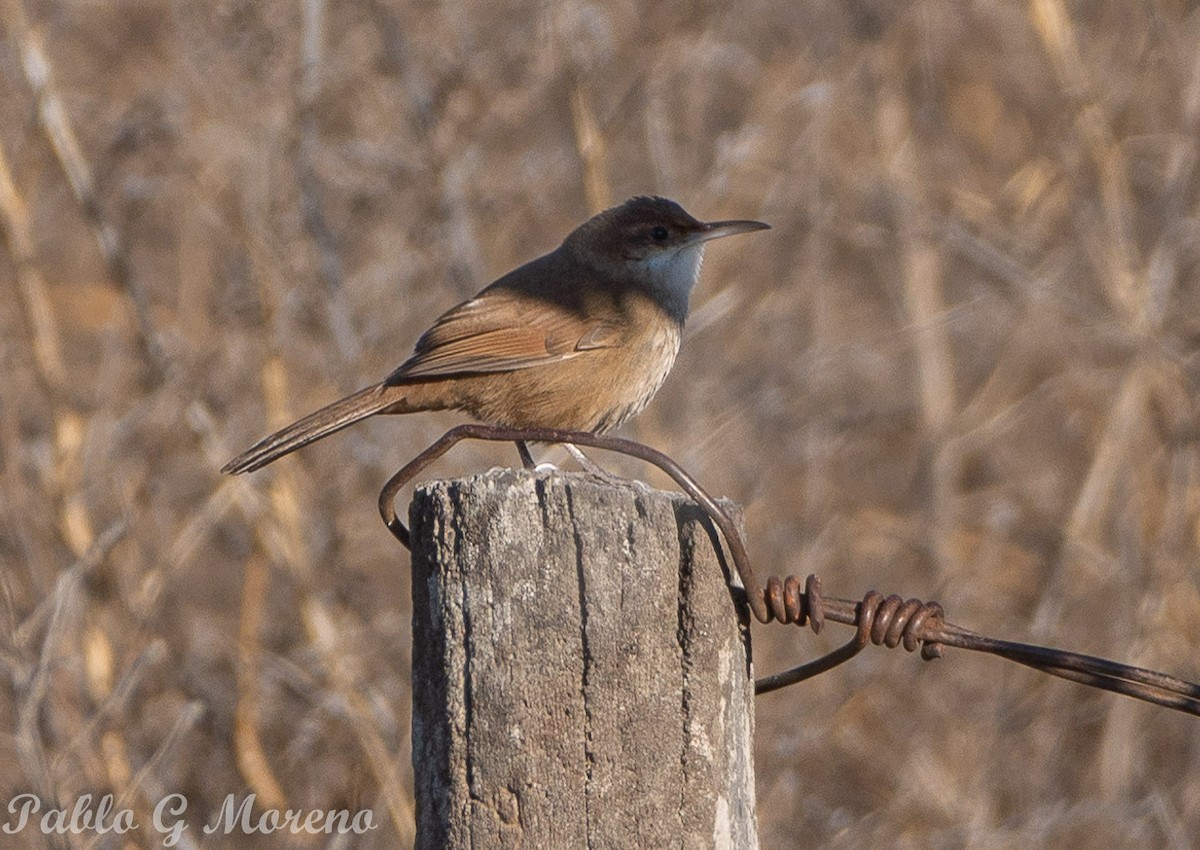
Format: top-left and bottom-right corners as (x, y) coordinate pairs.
(586, 312), (681, 433)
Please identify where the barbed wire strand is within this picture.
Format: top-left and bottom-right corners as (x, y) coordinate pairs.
(375, 424), (1200, 717)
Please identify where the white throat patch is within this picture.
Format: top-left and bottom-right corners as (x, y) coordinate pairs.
(637, 244), (706, 322)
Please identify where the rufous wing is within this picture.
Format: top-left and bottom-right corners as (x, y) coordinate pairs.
(385, 291), (621, 382)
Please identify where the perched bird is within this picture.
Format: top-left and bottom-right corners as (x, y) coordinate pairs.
(222, 196), (768, 475)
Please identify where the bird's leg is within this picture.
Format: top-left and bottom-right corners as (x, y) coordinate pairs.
(516, 439), (560, 473)
(565, 443), (626, 484)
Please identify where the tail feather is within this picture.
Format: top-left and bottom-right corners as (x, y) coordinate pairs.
(222, 384), (396, 474)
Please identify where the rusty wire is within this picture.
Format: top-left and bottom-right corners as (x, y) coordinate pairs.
(378, 424), (1200, 716)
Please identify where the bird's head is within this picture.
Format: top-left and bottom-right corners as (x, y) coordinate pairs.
(565, 196), (769, 320)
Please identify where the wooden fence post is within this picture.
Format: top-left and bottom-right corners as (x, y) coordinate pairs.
(409, 468), (758, 849)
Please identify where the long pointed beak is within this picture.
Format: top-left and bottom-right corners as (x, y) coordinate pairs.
(692, 218), (771, 244)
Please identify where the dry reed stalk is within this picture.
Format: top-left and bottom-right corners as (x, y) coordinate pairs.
(81, 623), (136, 805)
(902, 237), (964, 578)
(235, 553), (288, 809)
(644, 67), (679, 192)
(4, 0), (161, 365)
(190, 395), (316, 811)
(298, 0), (361, 363)
(302, 599), (416, 842)
(263, 356), (312, 577)
(1064, 364), (1152, 562)
(901, 241), (956, 435)
(53, 412), (94, 558)
(0, 140), (108, 811)
(9, 523), (123, 850)
(1139, 31), (1200, 332)
(14, 566), (80, 815)
(56, 638), (165, 782)
(83, 641), (173, 841)
(165, 484), (241, 572)
(881, 83), (963, 574)
(112, 700), (206, 824)
(0, 96), (99, 695)
(0, 139), (67, 392)
(570, 84), (613, 213)
(1030, 0), (1142, 329)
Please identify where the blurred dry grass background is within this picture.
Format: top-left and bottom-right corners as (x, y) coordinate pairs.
(1, 0), (1199, 846)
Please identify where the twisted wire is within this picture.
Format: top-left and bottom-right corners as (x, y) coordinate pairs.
(378, 424), (1200, 715)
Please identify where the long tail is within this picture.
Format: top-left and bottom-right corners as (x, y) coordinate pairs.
(222, 383), (398, 474)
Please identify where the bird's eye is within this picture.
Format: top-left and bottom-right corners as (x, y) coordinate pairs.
(650, 226), (669, 241)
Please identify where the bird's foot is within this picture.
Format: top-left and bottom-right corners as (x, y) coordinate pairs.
(565, 443), (627, 485)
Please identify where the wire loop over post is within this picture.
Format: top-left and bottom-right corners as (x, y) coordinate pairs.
(378, 423), (771, 623)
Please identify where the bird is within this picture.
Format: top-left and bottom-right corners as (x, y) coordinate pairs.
(221, 196), (769, 476)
